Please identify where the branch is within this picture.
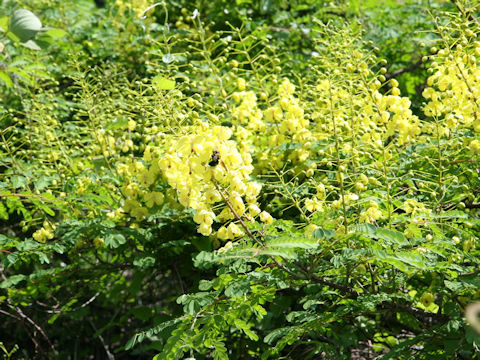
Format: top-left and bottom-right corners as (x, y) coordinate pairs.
(294, 262), (360, 297)
(386, 59), (423, 80)
(451, 0), (480, 26)
(383, 303), (449, 325)
(213, 180), (264, 248)
(89, 319), (115, 360)
(310, 274), (361, 297)
(0, 268), (56, 354)
(292, 264), (448, 325)
(442, 200), (480, 211)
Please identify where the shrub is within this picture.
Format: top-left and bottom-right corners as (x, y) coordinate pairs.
(2, 0), (480, 359)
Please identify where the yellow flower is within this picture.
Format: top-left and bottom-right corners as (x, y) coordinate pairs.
(237, 78), (246, 91)
(218, 241), (233, 252)
(259, 211), (273, 224)
(217, 207), (234, 222)
(305, 198), (323, 212)
(229, 192), (245, 216)
(249, 204), (261, 216)
(193, 209), (216, 226)
(144, 191), (164, 208)
(131, 206), (149, 220)
(420, 292), (435, 308)
(227, 223), (244, 238)
(198, 223), (212, 236)
(217, 226), (230, 240)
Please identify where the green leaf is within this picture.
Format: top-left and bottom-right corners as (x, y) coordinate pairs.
(162, 54), (175, 64)
(9, 9), (42, 43)
(37, 252), (50, 264)
(5, 253), (18, 267)
(0, 72), (13, 88)
(11, 176), (28, 189)
(0, 16), (8, 33)
(0, 202), (7, 220)
(405, 224), (422, 238)
(312, 228), (336, 240)
(21, 40), (41, 50)
(133, 255), (156, 268)
(225, 278), (250, 298)
(266, 236), (317, 249)
(105, 116), (129, 130)
(351, 223), (377, 237)
(376, 228), (408, 245)
(152, 75), (175, 90)
(372, 250), (409, 273)
(198, 280), (213, 291)
(105, 233), (126, 248)
(31, 197), (56, 216)
(34, 176), (51, 191)
(43, 28), (66, 39)
(444, 280), (465, 292)
(0, 274), (26, 288)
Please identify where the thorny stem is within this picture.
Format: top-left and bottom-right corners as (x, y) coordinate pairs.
(213, 180), (264, 248)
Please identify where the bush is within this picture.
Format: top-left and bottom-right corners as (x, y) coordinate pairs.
(1, 0), (480, 359)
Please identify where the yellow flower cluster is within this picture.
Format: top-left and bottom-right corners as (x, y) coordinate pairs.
(241, 78), (312, 172)
(92, 128), (135, 157)
(228, 69), (423, 234)
(268, 79), (310, 140)
(304, 183), (327, 213)
(374, 91), (421, 145)
(232, 91), (265, 131)
(93, 129), (116, 157)
(311, 75), (421, 147)
(117, 159), (163, 221)
(359, 201), (383, 223)
(114, 0), (150, 18)
(116, 121), (272, 240)
(423, 44), (480, 134)
(157, 124), (269, 239)
(32, 221), (56, 243)
(403, 199), (431, 216)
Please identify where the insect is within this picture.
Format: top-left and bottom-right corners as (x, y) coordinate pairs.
(208, 150), (220, 167)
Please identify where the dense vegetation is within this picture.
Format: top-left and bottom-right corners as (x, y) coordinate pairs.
(2, 0), (480, 359)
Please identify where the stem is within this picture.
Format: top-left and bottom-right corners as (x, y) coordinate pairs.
(328, 80), (349, 233)
(382, 146), (392, 229)
(213, 180), (263, 248)
(270, 166), (308, 220)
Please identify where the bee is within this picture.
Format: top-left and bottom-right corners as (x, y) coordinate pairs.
(208, 150), (220, 167)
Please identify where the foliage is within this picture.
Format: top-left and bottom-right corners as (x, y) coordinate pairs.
(1, 0), (480, 359)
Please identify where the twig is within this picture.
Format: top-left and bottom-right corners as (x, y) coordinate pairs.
(6, 303), (56, 354)
(0, 267), (56, 354)
(386, 59), (423, 80)
(89, 318), (115, 360)
(451, 0), (480, 26)
(442, 201), (480, 211)
(0, 308), (21, 321)
(172, 262), (185, 294)
(213, 180), (264, 248)
(384, 303), (449, 325)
